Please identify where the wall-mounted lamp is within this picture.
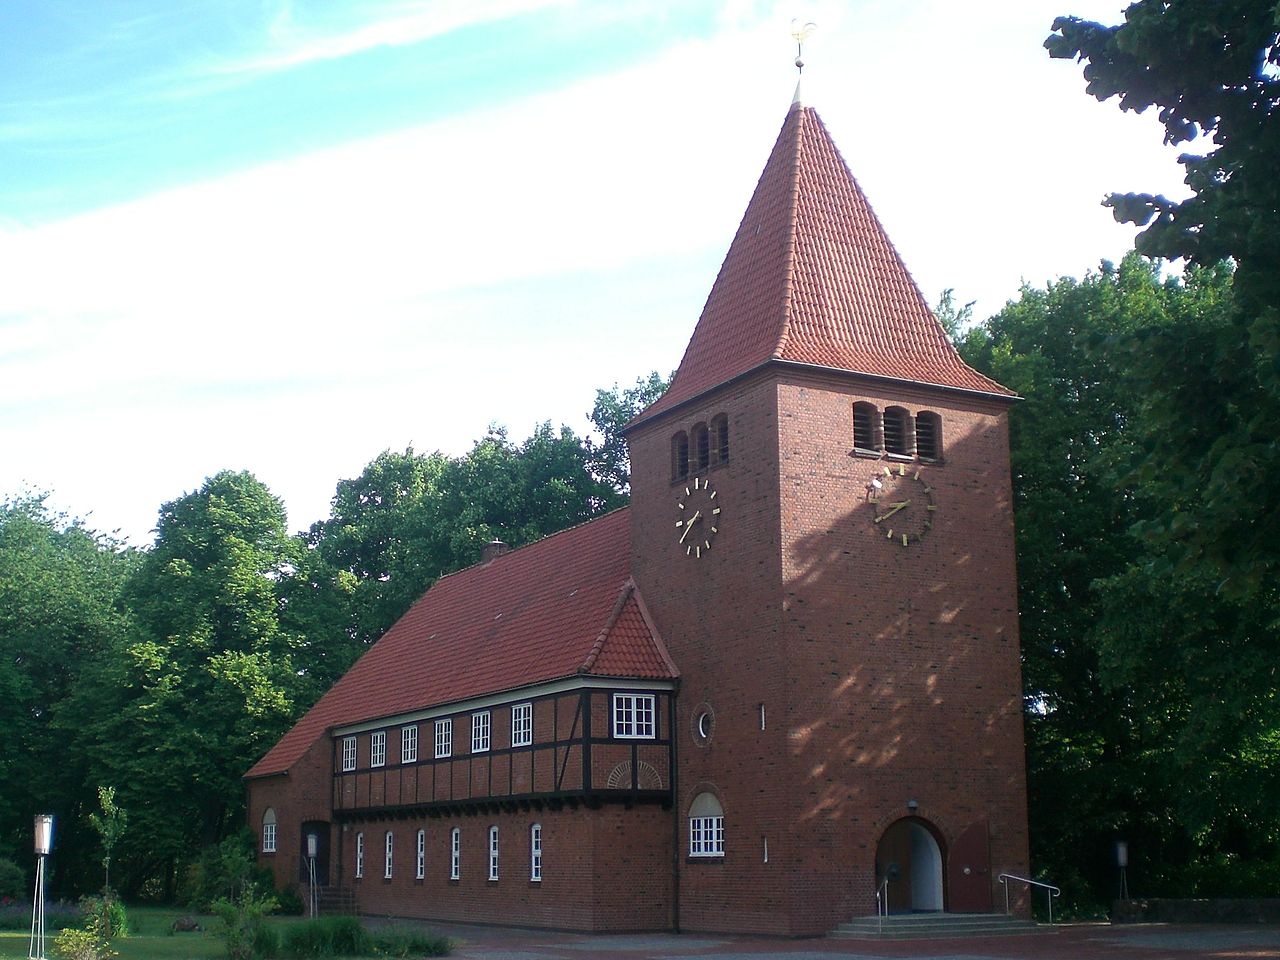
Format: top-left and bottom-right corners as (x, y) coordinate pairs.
(906, 799), (919, 812)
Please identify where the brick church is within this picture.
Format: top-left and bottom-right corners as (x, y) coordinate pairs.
(246, 88), (1029, 936)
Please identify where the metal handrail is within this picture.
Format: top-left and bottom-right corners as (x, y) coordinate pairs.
(875, 876), (889, 934)
(999, 873), (1062, 923)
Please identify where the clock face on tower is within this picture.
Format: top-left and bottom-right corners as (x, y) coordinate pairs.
(868, 463), (936, 547)
(675, 476), (721, 559)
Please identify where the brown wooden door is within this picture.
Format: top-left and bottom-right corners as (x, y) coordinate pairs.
(947, 820), (992, 912)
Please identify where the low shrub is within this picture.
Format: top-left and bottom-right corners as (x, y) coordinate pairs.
(281, 915), (368, 957)
(79, 895), (128, 938)
(212, 886), (279, 960)
(52, 926), (117, 960)
(368, 926), (450, 957)
(273, 885), (305, 916)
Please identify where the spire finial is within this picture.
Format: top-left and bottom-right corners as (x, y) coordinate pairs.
(791, 20), (817, 75)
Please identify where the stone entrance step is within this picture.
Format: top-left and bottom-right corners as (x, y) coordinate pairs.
(831, 912), (1041, 940)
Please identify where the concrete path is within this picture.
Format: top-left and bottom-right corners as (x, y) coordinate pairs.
(400, 921), (1280, 960)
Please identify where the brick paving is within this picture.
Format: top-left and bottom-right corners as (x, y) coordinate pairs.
(414, 921), (1280, 960)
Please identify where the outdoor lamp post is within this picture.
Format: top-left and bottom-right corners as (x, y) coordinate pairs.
(1115, 840), (1130, 900)
(306, 832), (319, 918)
(29, 814), (54, 960)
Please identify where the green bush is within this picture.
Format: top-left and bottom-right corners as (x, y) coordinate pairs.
(0, 857), (25, 898)
(187, 830), (259, 910)
(273, 885), (305, 916)
(281, 915), (368, 957)
(53, 926), (117, 960)
(212, 886), (279, 960)
(369, 927), (450, 957)
(79, 895), (127, 938)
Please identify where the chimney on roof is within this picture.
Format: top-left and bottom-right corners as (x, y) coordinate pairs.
(481, 539), (509, 564)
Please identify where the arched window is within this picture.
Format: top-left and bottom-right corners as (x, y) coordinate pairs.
(530, 823), (542, 882)
(672, 432), (690, 480)
(355, 832), (364, 879)
(688, 793), (725, 858)
(711, 414), (729, 464)
(261, 809), (277, 853)
(415, 829), (425, 880)
(488, 826), (499, 881)
(883, 406), (913, 456)
(915, 412), (942, 461)
(692, 423), (710, 471)
(384, 830), (394, 879)
(450, 828), (460, 880)
(853, 402), (880, 453)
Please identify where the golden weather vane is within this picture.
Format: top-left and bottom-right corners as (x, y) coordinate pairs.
(791, 19), (817, 74)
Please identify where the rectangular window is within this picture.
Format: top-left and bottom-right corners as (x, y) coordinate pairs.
(262, 823), (276, 853)
(450, 828), (460, 880)
(342, 736), (357, 771)
(612, 693), (656, 739)
(488, 826), (499, 881)
(401, 725), (418, 764)
(355, 832), (364, 879)
(415, 829), (425, 880)
(471, 711), (491, 753)
(435, 719), (452, 759)
(511, 702), (532, 747)
(370, 730), (386, 768)
(384, 831), (394, 879)
(530, 823), (542, 882)
(689, 816), (725, 858)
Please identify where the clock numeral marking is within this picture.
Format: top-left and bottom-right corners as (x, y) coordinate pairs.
(686, 545), (692, 556)
(709, 490), (717, 499)
(695, 545), (702, 558)
(710, 526), (717, 533)
(712, 507), (721, 515)
(883, 466), (892, 477)
(685, 486), (691, 497)
(926, 504), (937, 511)
(885, 529), (894, 540)
(897, 463), (906, 477)
(675, 520), (684, 527)
(902, 534), (909, 547)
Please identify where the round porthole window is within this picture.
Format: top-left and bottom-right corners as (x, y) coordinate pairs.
(692, 703), (714, 745)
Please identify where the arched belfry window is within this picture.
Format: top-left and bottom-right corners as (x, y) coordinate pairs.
(711, 414), (729, 464)
(853, 402), (880, 453)
(692, 423), (710, 471)
(916, 412), (942, 461)
(688, 792), (725, 858)
(672, 432), (689, 481)
(883, 406), (913, 456)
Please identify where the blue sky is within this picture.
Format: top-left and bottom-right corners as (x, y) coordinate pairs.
(1, 0), (1188, 543)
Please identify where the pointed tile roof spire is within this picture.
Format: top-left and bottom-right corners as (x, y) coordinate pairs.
(633, 105), (1012, 426)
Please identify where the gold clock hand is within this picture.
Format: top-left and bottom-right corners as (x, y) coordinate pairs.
(679, 510), (702, 543)
(874, 500), (911, 523)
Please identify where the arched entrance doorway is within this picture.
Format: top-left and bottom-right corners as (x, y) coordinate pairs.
(875, 817), (944, 913)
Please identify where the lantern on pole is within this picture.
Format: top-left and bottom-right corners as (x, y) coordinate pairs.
(29, 814), (55, 960)
(306, 832), (319, 918)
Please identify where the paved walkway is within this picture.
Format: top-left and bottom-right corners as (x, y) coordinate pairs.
(409, 921), (1280, 960)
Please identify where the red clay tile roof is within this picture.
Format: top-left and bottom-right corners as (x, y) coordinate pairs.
(246, 508), (676, 779)
(634, 103), (1012, 426)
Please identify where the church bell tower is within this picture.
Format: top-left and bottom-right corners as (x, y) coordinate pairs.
(626, 90), (1029, 935)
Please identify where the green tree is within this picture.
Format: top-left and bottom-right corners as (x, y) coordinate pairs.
(0, 496), (136, 889)
(70, 472), (303, 896)
(960, 253), (1241, 906)
(588, 371), (671, 494)
(87, 786), (127, 894)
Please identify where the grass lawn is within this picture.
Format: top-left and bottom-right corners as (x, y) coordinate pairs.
(0, 906), (222, 959)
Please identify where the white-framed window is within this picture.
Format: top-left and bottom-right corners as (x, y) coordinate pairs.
(488, 826), (499, 880)
(402, 725), (418, 764)
(613, 693), (656, 739)
(511, 702), (532, 747)
(342, 736), (357, 772)
(689, 793), (725, 858)
(416, 829), (425, 880)
(370, 730), (386, 767)
(530, 823), (542, 882)
(261, 809), (277, 853)
(355, 832), (364, 879)
(472, 711), (491, 753)
(384, 830), (394, 879)
(435, 719), (452, 759)
(450, 828), (460, 880)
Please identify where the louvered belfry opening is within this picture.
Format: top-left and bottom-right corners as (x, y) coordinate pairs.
(916, 412), (942, 461)
(883, 406), (912, 456)
(693, 423), (710, 471)
(853, 402), (879, 452)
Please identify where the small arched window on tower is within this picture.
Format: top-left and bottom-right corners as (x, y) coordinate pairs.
(672, 431), (690, 481)
(688, 793), (725, 858)
(692, 423), (710, 471)
(711, 414), (729, 464)
(853, 402), (881, 454)
(915, 411), (942, 461)
(882, 406), (914, 457)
